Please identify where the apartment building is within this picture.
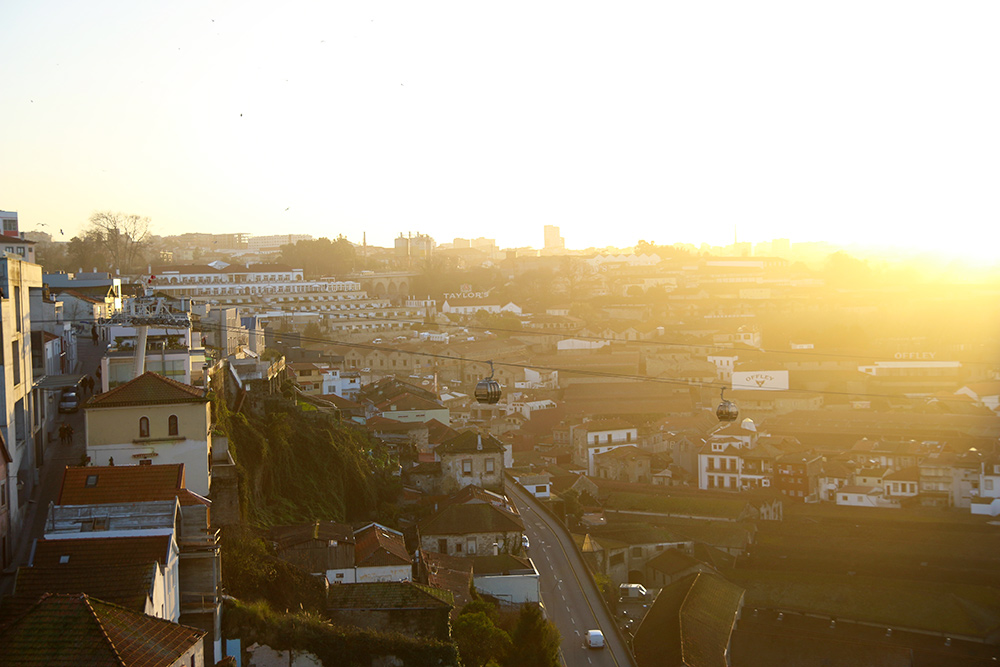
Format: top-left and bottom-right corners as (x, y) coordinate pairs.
(150, 263), (423, 335)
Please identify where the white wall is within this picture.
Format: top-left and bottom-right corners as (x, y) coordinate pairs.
(474, 570), (540, 604)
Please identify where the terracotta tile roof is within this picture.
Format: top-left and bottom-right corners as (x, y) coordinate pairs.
(419, 502), (524, 537)
(14, 562), (159, 613)
(268, 521), (355, 551)
(353, 523), (411, 568)
(86, 372), (208, 409)
(0, 593), (204, 666)
(32, 535), (173, 568)
(438, 430), (506, 455)
(326, 582), (453, 610)
(467, 554), (533, 575)
(418, 550), (473, 616)
(378, 393), (445, 412)
(594, 445), (651, 461)
(884, 466), (921, 481)
(58, 464), (209, 507)
(579, 418), (636, 432)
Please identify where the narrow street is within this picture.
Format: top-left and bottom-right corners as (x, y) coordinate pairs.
(507, 482), (636, 667)
(0, 336), (108, 597)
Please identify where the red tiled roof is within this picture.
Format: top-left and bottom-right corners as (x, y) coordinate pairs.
(419, 502), (523, 537)
(32, 535), (173, 569)
(418, 550), (473, 616)
(268, 521), (355, 551)
(0, 593), (204, 666)
(438, 430), (506, 455)
(354, 523), (411, 568)
(14, 562), (159, 613)
(86, 372), (207, 409)
(378, 393), (445, 412)
(58, 464), (209, 507)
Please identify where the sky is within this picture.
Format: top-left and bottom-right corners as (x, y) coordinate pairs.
(2, 1), (998, 262)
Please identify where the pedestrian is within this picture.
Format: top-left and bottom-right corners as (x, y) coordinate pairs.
(58, 424), (66, 445)
(91, 325), (99, 346)
(66, 425), (74, 446)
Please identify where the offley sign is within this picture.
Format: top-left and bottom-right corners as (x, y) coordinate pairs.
(732, 371), (789, 391)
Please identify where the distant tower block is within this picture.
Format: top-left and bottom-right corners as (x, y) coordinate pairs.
(543, 225), (564, 250)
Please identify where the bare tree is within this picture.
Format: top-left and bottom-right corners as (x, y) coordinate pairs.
(87, 211), (152, 273)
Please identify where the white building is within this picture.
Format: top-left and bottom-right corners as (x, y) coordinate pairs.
(84, 372), (215, 496)
(150, 263), (423, 335)
(327, 523), (412, 584)
(471, 554), (540, 604)
(1, 256), (43, 566)
(40, 499), (183, 621)
(247, 234), (312, 253)
(321, 369), (361, 399)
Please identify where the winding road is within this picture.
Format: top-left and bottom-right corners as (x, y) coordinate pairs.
(507, 482), (636, 667)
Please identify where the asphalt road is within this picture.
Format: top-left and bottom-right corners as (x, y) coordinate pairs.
(507, 483), (635, 667)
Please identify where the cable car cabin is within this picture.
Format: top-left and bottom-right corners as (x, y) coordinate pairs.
(716, 399), (739, 422)
(475, 378), (502, 404)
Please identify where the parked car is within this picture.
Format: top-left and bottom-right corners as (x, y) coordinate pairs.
(585, 630), (605, 649)
(59, 391), (80, 413)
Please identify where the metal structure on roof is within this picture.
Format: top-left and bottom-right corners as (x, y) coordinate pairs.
(99, 281), (192, 381)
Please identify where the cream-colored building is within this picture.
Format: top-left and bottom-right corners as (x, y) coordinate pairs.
(84, 372), (214, 496)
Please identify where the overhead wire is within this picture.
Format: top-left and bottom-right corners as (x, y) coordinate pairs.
(34, 311), (990, 404)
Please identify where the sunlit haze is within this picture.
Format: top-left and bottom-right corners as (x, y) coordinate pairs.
(2, 1), (998, 263)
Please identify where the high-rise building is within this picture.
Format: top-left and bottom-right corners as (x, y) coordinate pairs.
(544, 225), (564, 250)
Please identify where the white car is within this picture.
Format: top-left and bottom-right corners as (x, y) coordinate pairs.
(521, 535), (530, 550)
(585, 629), (605, 649)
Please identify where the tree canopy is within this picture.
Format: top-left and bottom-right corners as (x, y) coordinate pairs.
(278, 237), (357, 277)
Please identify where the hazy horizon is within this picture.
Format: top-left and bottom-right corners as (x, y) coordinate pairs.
(3, 1), (998, 264)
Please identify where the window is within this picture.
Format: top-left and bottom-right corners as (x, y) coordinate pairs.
(139, 417), (150, 438)
(85, 475), (98, 488)
(168, 415), (179, 436)
(466, 538), (477, 554)
(462, 459), (472, 474)
(438, 539), (448, 553)
(986, 479), (994, 491)
(10, 341), (19, 385)
(485, 458), (495, 474)
(631, 546), (643, 557)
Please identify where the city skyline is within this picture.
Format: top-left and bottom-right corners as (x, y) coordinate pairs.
(2, 2), (998, 264)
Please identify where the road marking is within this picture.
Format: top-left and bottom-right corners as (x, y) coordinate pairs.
(510, 485), (625, 667)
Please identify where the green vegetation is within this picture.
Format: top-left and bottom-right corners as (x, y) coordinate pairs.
(452, 600), (561, 667)
(221, 526), (327, 613)
(453, 611), (511, 667)
(505, 602), (562, 667)
(217, 395), (400, 526)
(223, 597), (460, 667)
(278, 236), (358, 277)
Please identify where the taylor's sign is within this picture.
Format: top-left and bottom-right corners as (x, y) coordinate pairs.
(894, 352), (936, 360)
(444, 291), (491, 300)
(732, 371), (789, 391)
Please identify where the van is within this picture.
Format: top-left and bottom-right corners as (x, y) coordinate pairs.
(585, 629), (605, 649)
(619, 583), (647, 599)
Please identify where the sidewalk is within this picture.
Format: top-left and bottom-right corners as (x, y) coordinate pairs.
(0, 337), (108, 598)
